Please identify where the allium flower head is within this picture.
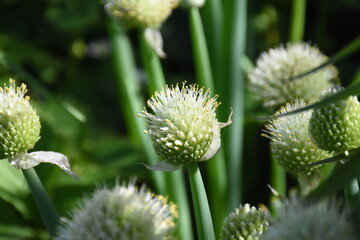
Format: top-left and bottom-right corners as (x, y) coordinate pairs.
(55, 181), (178, 240)
(104, 0), (179, 29)
(220, 204), (270, 240)
(263, 100), (332, 193)
(263, 99), (332, 175)
(0, 79), (40, 159)
(0, 79), (75, 178)
(138, 83), (232, 171)
(248, 43), (338, 110)
(264, 198), (356, 240)
(309, 87), (360, 153)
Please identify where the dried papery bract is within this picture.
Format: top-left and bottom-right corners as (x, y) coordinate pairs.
(263, 100), (332, 193)
(309, 87), (360, 153)
(220, 204), (270, 240)
(0, 79), (75, 178)
(264, 198), (356, 240)
(55, 181), (178, 240)
(248, 43), (338, 111)
(138, 83), (232, 171)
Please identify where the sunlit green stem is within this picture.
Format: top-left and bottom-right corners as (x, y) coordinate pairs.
(107, 19), (166, 193)
(289, 0), (306, 42)
(188, 163), (215, 240)
(222, 0), (247, 209)
(22, 168), (58, 237)
(189, 6), (227, 234)
(270, 156), (286, 217)
(139, 29), (194, 240)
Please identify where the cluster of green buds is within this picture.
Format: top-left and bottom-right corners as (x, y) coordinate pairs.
(248, 42), (338, 111)
(309, 87), (360, 154)
(0, 79), (75, 177)
(138, 83), (232, 171)
(55, 181), (178, 240)
(263, 100), (332, 192)
(263, 198), (356, 240)
(220, 204), (270, 240)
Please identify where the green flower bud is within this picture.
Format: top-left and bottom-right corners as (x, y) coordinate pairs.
(55, 181), (178, 240)
(104, 0), (179, 29)
(263, 99), (332, 175)
(309, 87), (360, 153)
(263, 100), (332, 193)
(248, 43), (338, 110)
(264, 198), (356, 240)
(220, 204), (270, 240)
(0, 79), (40, 159)
(138, 83), (231, 171)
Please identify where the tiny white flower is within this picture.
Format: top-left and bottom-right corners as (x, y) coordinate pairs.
(138, 83), (232, 171)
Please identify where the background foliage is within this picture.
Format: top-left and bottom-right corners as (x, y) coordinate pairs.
(0, 0), (359, 239)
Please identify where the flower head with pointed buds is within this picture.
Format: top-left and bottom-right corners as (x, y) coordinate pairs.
(104, 0), (179, 29)
(248, 43), (338, 110)
(220, 204), (270, 240)
(55, 181), (178, 240)
(263, 100), (332, 193)
(0, 79), (75, 178)
(309, 87), (360, 153)
(264, 198), (356, 240)
(138, 83), (232, 171)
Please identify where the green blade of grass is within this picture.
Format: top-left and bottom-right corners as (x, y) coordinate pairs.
(289, 0), (306, 42)
(107, 19), (166, 193)
(307, 148), (360, 201)
(188, 163), (215, 240)
(289, 35), (360, 81)
(22, 168), (58, 237)
(188, 6), (227, 234)
(222, 0), (247, 209)
(138, 29), (194, 240)
(256, 81), (360, 121)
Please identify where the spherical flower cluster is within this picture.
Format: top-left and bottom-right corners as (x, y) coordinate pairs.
(220, 204), (270, 240)
(55, 182), (178, 240)
(138, 83), (231, 171)
(104, 0), (179, 29)
(263, 99), (332, 176)
(0, 79), (40, 159)
(248, 43), (338, 110)
(0, 79), (75, 178)
(264, 198), (356, 240)
(309, 87), (360, 153)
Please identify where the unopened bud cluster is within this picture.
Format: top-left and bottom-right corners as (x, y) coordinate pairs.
(220, 204), (270, 240)
(0, 79), (40, 159)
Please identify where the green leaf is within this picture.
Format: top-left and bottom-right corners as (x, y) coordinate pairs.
(256, 82), (360, 121)
(307, 148), (360, 201)
(0, 161), (31, 219)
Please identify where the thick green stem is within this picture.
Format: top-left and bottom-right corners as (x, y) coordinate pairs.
(188, 163), (215, 240)
(107, 19), (166, 193)
(139, 29), (194, 240)
(270, 156), (286, 216)
(22, 168), (58, 237)
(189, 6), (227, 234)
(289, 0), (306, 42)
(222, 0), (247, 209)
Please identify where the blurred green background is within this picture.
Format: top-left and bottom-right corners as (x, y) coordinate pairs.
(0, 0), (359, 239)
